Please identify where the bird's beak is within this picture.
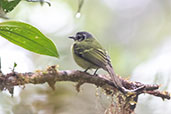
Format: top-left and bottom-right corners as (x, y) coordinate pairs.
(68, 36), (76, 40)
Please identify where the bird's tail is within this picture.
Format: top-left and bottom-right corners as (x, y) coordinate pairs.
(105, 65), (123, 89)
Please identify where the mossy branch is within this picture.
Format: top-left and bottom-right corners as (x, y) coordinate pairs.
(0, 65), (170, 114)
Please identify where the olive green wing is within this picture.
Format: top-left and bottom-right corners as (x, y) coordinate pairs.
(73, 43), (111, 70)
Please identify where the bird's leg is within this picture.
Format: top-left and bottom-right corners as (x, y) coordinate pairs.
(93, 68), (99, 75)
(84, 67), (90, 73)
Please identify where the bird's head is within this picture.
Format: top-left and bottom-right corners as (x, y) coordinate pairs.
(69, 31), (93, 42)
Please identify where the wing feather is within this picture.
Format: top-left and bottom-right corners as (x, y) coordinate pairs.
(73, 43), (111, 70)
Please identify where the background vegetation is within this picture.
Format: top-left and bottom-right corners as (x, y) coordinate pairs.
(0, 0), (170, 114)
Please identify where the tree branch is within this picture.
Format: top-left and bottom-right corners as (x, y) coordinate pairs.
(0, 65), (170, 114)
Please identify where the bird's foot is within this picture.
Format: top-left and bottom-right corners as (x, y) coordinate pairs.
(121, 86), (145, 97)
(93, 68), (99, 76)
(84, 67), (90, 73)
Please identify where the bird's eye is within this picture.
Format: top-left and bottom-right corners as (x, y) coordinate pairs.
(82, 34), (86, 38)
(77, 35), (85, 41)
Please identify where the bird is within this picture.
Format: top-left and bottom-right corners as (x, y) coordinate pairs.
(68, 31), (124, 91)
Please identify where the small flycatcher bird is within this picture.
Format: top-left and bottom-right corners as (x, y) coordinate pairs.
(69, 31), (123, 91)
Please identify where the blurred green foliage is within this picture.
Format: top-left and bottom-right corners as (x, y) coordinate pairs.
(0, 0), (21, 13)
(0, 0), (171, 114)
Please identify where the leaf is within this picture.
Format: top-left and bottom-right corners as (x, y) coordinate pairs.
(0, 0), (51, 14)
(0, 21), (59, 58)
(0, 0), (21, 13)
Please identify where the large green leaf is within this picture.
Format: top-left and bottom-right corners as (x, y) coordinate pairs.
(0, 21), (59, 58)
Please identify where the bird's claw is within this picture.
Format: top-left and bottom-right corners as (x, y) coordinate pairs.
(121, 85), (145, 97)
(121, 87), (136, 97)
